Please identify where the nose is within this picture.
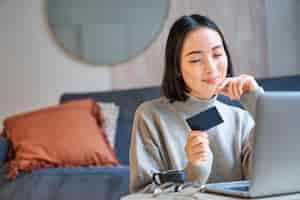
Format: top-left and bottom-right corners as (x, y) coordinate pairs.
(204, 57), (217, 74)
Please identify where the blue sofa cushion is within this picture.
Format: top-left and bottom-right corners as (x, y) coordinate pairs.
(256, 74), (300, 91)
(0, 136), (8, 165)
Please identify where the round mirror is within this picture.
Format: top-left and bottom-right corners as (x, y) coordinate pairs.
(46, 0), (169, 66)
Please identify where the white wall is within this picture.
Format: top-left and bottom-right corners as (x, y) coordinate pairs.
(0, 0), (112, 129)
(265, 0), (300, 76)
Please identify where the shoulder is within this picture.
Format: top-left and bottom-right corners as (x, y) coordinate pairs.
(135, 96), (171, 118)
(132, 97), (174, 141)
(216, 100), (254, 125)
(216, 100), (245, 114)
(216, 100), (255, 140)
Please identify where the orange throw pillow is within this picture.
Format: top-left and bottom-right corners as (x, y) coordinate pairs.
(3, 99), (120, 180)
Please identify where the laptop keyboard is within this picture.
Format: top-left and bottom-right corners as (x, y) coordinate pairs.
(227, 186), (249, 192)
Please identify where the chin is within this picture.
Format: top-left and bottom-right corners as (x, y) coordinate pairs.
(207, 93), (216, 99)
(190, 84), (217, 99)
(205, 87), (217, 96)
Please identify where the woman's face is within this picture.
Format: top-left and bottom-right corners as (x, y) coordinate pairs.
(180, 27), (228, 99)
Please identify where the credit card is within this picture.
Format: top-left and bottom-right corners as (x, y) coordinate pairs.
(186, 106), (224, 131)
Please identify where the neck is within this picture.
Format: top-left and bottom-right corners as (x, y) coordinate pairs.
(169, 93), (218, 118)
(189, 91), (215, 100)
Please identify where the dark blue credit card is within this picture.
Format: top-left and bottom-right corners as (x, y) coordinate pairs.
(186, 106), (224, 131)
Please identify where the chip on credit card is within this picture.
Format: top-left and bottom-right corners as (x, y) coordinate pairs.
(186, 106), (224, 131)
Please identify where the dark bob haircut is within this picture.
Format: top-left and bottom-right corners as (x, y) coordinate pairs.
(161, 14), (233, 102)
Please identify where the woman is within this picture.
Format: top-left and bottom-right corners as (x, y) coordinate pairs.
(129, 14), (264, 193)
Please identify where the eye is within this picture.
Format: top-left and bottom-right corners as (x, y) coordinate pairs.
(213, 54), (223, 58)
(189, 59), (201, 63)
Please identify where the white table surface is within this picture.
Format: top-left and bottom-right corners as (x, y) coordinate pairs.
(122, 190), (300, 200)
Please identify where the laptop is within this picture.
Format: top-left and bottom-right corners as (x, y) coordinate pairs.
(203, 91), (300, 198)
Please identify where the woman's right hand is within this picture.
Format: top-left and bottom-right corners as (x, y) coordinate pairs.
(185, 131), (210, 166)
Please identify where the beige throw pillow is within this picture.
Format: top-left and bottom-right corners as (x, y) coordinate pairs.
(97, 102), (120, 147)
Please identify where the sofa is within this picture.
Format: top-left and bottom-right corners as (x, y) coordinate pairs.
(0, 74), (299, 200)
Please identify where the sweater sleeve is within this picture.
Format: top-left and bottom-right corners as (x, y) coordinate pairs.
(239, 86), (264, 179)
(184, 149), (213, 185)
(129, 106), (166, 193)
(240, 86), (264, 119)
(240, 114), (255, 179)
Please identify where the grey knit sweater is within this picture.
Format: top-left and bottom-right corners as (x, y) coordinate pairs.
(129, 87), (264, 193)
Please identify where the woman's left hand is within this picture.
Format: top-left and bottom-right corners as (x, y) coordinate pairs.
(215, 74), (259, 100)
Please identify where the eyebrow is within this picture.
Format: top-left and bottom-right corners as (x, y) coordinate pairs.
(185, 45), (223, 57)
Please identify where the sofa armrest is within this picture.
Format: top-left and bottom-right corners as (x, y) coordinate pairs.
(0, 136), (9, 166)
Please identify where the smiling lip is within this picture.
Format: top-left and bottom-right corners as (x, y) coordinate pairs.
(203, 77), (220, 85)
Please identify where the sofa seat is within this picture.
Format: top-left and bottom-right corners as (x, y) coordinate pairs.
(0, 165), (129, 200)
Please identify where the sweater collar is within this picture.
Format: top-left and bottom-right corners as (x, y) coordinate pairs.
(169, 93), (218, 118)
